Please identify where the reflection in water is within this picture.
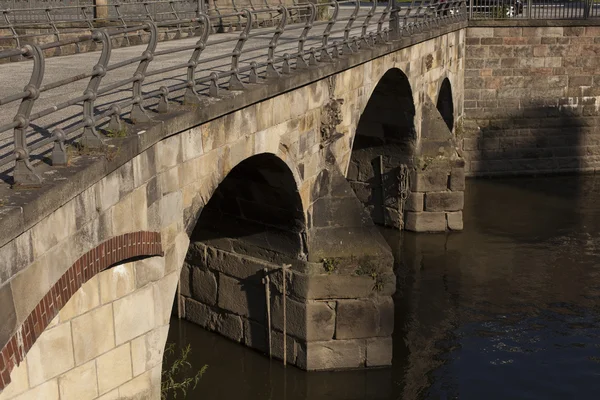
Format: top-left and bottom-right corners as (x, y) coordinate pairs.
(168, 175), (600, 400)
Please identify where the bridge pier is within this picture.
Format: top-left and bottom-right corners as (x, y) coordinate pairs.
(179, 154), (395, 370)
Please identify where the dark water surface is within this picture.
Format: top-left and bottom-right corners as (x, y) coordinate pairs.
(167, 175), (600, 400)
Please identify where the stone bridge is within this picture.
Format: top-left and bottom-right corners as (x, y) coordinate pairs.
(1, 6), (600, 400)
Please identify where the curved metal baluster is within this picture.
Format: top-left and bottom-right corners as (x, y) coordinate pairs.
(143, 1), (155, 22)
(296, 3), (316, 69)
(266, 6), (287, 78)
(229, 9), (252, 90)
(342, 0), (360, 54)
(13, 44), (44, 186)
(80, 29), (112, 148)
(3, 10), (20, 49)
(168, 0), (184, 37)
(114, 4), (131, 45)
(360, 0), (378, 48)
(81, 6), (94, 31)
(184, 14), (211, 104)
(211, 0), (223, 33)
(263, 0), (276, 27)
(376, 0), (392, 43)
(231, 0), (242, 30)
(131, 22), (158, 123)
(46, 8), (61, 45)
(402, 0), (413, 36)
(320, 1), (339, 62)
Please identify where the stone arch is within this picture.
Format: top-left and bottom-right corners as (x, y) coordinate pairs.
(436, 77), (454, 132)
(0, 232), (164, 394)
(178, 153), (307, 355)
(347, 67), (417, 228)
(191, 153), (307, 259)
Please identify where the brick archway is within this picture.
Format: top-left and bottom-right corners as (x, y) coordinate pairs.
(0, 232), (163, 391)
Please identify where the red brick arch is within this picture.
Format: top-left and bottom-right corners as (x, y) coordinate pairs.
(0, 231), (163, 391)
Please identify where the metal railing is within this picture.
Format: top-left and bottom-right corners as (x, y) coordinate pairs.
(468, 0), (599, 19)
(0, 0), (466, 186)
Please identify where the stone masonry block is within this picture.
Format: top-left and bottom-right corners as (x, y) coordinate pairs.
(99, 263), (136, 304)
(215, 314), (244, 343)
(425, 191), (464, 212)
(405, 212), (447, 233)
(0, 283), (16, 349)
(411, 169), (449, 192)
(447, 211), (464, 231)
(243, 318), (267, 353)
(206, 248), (270, 281)
(272, 297), (335, 341)
(404, 192), (424, 212)
(305, 339), (365, 370)
(376, 296), (394, 337)
(57, 360), (98, 400)
(26, 322), (74, 387)
(184, 298), (216, 328)
(450, 168), (465, 191)
(134, 257), (166, 289)
(217, 273), (265, 321)
(335, 299), (378, 339)
(303, 274), (375, 300)
(191, 267), (218, 306)
(366, 337), (393, 367)
(112, 285), (156, 345)
(0, 359), (28, 399)
(7, 380), (59, 400)
(71, 304), (115, 366)
(131, 325), (169, 377)
(96, 343), (132, 395)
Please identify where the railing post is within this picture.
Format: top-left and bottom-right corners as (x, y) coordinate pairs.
(266, 6), (287, 78)
(296, 3), (316, 69)
(527, 0), (532, 18)
(342, 0), (360, 54)
(13, 44), (44, 187)
(130, 22), (158, 123)
(320, 1), (339, 62)
(389, 0), (401, 40)
(228, 10), (252, 91)
(80, 29), (112, 149)
(184, 14), (210, 104)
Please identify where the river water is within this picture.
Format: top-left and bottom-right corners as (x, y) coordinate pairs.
(167, 175), (600, 400)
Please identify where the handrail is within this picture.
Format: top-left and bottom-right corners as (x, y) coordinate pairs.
(0, 1), (468, 186)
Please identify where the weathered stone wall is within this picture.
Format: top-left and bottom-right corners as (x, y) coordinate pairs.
(0, 257), (171, 400)
(463, 23), (600, 176)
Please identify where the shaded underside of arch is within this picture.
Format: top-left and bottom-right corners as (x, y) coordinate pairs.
(348, 68), (417, 228)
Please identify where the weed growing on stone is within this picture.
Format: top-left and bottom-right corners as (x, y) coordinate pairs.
(322, 258), (339, 274)
(105, 127), (128, 138)
(355, 259), (389, 293)
(161, 343), (208, 400)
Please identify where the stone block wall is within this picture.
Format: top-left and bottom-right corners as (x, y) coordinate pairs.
(463, 24), (600, 176)
(404, 162), (465, 232)
(0, 256), (173, 400)
(180, 241), (396, 370)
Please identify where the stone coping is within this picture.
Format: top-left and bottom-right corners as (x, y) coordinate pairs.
(0, 20), (466, 253)
(0, 231), (163, 392)
(468, 18), (600, 27)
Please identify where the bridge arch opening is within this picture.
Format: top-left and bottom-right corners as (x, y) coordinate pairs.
(178, 153), (306, 352)
(436, 77), (454, 132)
(348, 68), (416, 228)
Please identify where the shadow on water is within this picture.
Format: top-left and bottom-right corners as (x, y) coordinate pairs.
(168, 174), (600, 400)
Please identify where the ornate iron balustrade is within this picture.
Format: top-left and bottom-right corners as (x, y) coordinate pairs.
(0, 0), (466, 186)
